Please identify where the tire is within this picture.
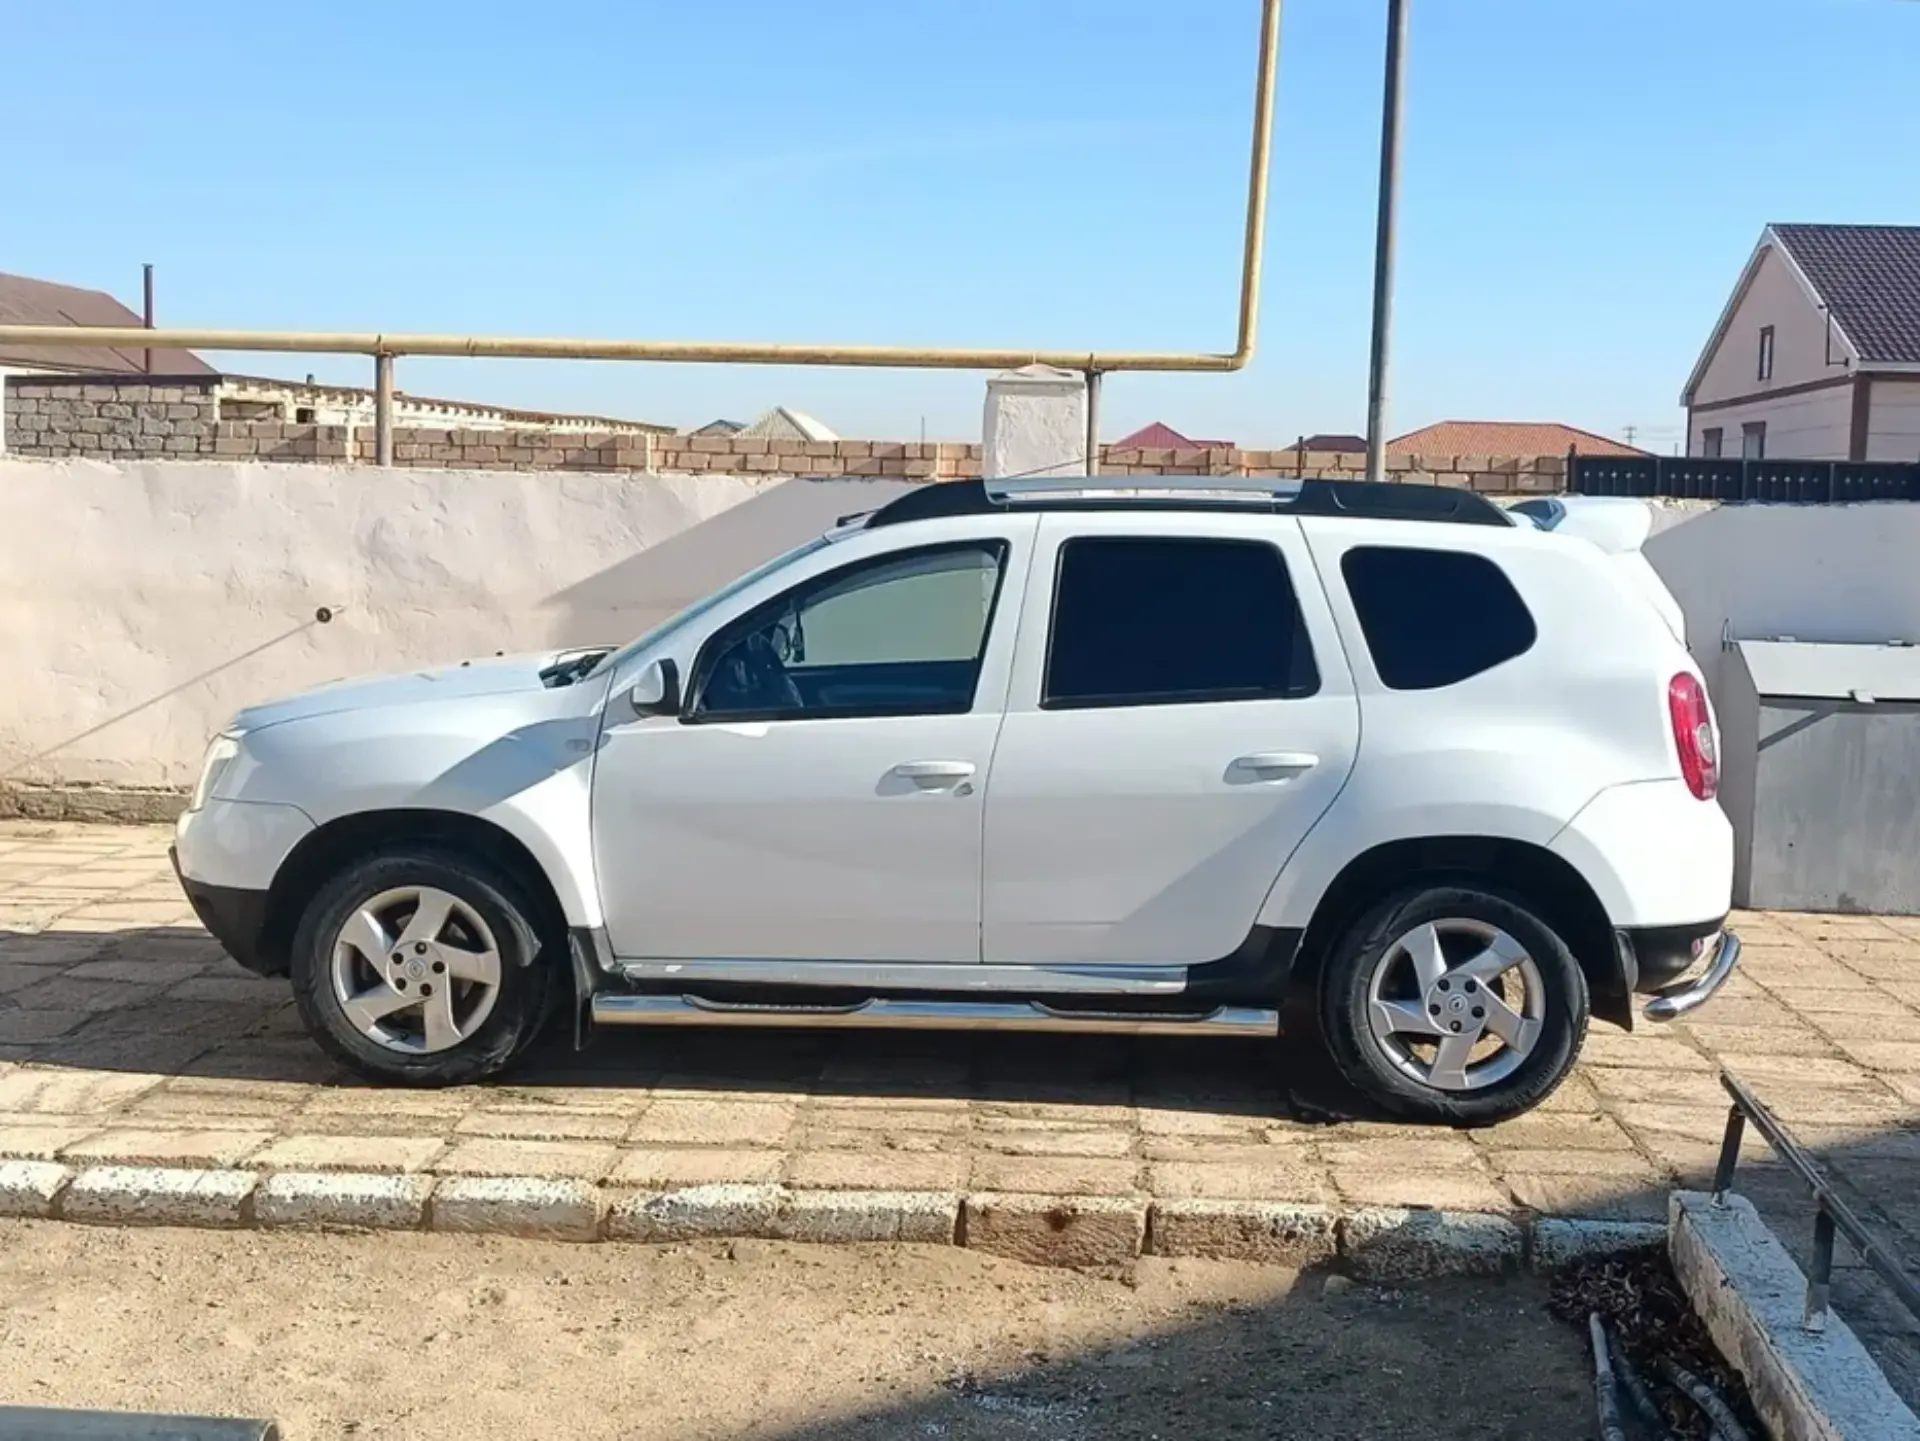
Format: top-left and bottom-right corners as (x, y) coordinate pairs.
(290, 848), (557, 1087)
(1317, 883), (1589, 1126)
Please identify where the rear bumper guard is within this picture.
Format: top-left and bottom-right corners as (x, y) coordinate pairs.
(1642, 928), (1741, 1022)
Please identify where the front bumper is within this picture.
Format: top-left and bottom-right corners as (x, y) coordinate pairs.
(1640, 928), (1742, 1022)
(170, 847), (280, 976)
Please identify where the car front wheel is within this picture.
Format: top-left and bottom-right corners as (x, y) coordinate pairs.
(290, 849), (556, 1087)
(1318, 884), (1590, 1125)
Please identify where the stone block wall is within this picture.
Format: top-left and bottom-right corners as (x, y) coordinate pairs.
(3, 376), (222, 458)
(1101, 445), (1568, 493)
(3, 375), (1569, 492)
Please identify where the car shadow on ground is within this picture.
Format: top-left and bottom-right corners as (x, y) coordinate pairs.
(0, 925), (1383, 1121)
(5, 924), (1920, 1412)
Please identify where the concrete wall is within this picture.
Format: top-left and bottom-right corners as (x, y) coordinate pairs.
(1645, 500), (1920, 704)
(17, 454), (1914, 810)
(0, 458), (921, 792)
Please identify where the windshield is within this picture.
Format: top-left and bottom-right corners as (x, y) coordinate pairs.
(588, 533), (834, 679)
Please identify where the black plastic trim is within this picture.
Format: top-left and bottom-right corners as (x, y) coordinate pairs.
(1618, 916), (1729, 993)
(864, 478), (1515, 529)
(567, 927), (610, 1050)
(170, 847), (279, 976)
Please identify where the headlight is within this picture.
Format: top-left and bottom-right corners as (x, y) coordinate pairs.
(189, 732), (244, 812)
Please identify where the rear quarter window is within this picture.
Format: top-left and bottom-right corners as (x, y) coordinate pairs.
(1340, 545), (1536, 690)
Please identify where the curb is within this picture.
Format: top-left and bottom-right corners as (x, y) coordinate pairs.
(0, 1159), (1673, 1279)
(0, 783), (185, 825)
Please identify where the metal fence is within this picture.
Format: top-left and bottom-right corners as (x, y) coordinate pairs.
(1570, 454), (1920, 504)
(1714, 1070), (1920, 1333)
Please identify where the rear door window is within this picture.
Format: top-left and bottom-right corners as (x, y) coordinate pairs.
(1340, 545), (1536, 689)
(1043, 536), (1319, 708)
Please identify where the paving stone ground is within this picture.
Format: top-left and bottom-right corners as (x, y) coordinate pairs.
(3, 820), (1919, 1393)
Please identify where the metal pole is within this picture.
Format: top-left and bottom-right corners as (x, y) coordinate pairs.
(373, 353), (394, 467)
(1363, 0), (1409, 485)
(1085, 370), (1101, 475)
(1805, 1207), (1836, 1333)
(1712, 1103), (1746, 1202)
(142, 263), (155, 375)
(0, 0), (1284, 382)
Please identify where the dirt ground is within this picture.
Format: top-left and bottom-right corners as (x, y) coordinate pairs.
(0, 1222), (1595, 1441)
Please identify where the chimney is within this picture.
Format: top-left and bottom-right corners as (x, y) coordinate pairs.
(142, 263), (155, 374)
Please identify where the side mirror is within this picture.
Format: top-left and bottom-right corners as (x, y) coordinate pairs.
(625, 657), (681, 718)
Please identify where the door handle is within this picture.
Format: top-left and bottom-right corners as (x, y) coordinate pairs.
(1232, 751), (1319, 775)
(889, 760), (977, 782)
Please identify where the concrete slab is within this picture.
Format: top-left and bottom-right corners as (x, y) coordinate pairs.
(1670, 1190), (1920, 1441)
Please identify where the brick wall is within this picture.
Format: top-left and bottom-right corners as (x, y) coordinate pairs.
(3, 376), (1568, 492)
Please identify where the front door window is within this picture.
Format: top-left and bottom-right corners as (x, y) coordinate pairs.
(689, 541), (1008, 722)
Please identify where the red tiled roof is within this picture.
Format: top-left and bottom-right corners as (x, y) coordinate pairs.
(0, 272), (216, 375)
(1111, 421), (1234, 450)
(1388, 421), (1647, 458)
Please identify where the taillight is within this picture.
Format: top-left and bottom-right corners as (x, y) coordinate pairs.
(1668, 672), (1718, 800)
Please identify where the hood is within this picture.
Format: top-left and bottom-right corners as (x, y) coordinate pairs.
(231, 647), (611, 732)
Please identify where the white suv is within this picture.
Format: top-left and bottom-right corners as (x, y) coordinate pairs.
(171, 476), (1739, 1124)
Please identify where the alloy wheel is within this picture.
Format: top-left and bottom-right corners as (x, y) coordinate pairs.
(329, 885), (504, 1054)
(1363, 917), (1547, 1092)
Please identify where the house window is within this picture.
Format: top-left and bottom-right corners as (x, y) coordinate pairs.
(1701, 427), (1724, 459)
(1758, 325), (1775, 382)
(1741, 421), (1767, 459)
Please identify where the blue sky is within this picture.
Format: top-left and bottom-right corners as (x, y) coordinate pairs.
(4, 0), (1917, 448)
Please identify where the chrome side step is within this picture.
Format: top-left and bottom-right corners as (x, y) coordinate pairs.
(591, 993), (1278, 1038)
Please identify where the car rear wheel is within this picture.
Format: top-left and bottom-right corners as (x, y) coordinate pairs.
(1318, 884), (1589, 1125)
(290, 849), (556, 1087)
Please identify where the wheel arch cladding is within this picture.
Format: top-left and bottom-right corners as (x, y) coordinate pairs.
(260, 809), (569, 977)
(1294, 835), (1630, 1029)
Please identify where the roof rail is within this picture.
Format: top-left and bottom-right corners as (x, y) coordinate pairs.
(864, 476), (1515, 529)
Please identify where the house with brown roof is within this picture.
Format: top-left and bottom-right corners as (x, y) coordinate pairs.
(0, 271), (214, 376)
(1111, 421), (1235, 450)
(1294, 432), (1367, 454)
(1388, 420), (1645, 459)
(1681, 224), (1920, 463)
(1, 269), (673, 453)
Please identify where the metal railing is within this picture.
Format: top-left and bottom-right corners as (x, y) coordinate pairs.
(0, 1), (1283, 470)
(1713, 1069), (1920, 1332)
